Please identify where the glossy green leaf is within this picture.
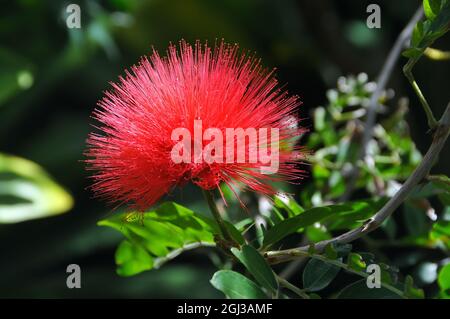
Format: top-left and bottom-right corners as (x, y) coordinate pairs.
(347, 253), (367, 272)
(231, 245), (278, 292)
(438, 263), (450, 298)
(302, 258), (340, 292)
(430, 220), (450, 249)
(273, 194), (304, 217)
(210, 270), (267, 299)
(0, 153), (73, 223)
(262, 204), (349, 247)
(115, 240), (154, 276)
(322, 198), (387, 231)
(411, 21), (424, 47)
(424, 0), (442, 20)
(99, 202), (217, 275)
(224, 221), (246, 245)
(306, 225), (332, 243)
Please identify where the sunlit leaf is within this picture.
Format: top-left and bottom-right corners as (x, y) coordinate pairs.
(438, 263), (450, 298)
(424, 0), (443, 20)
(115, 240), (154, 276)
(0, 153), (73, 223)
(347, 253), (366, 272)
(99, 202), (217, 276)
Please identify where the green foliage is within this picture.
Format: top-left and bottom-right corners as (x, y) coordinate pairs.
(430, 221), (450, 250)
(347, 253), (367, 272)
(210, 270), (267, 299)
(262, 198), (385, 247)
(262, 205), (344, 247)
(438, 263), (450, 298)
(98, 202), (217, 276)
(115, 240), (154, 276)
(403, 0), (450, 58)
(302, 259), (340, 292)
(424, 0), (443, 20)
(0, 153), (73, 223)
(302, 73), (421, 208)
(301, 246), (424, 299)
(231, 245), (278, 292)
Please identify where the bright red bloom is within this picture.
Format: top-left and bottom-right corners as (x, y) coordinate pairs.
(85, 40), (305, 210)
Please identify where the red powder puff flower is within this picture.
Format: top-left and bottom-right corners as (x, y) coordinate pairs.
(85, 40), (306, 210)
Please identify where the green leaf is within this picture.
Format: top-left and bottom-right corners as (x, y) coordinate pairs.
(438, 263), (450, 298)
(337, 279), (401, 299)
(262, 204), (349, 247)
(347, 253), (367, 272)
(424, 0), (442, 20)
(402, 47), (423, 59)
(306, 225), (332, 243)
(224, 221), (246, 245)
(99, 202), (217, 275)
(115, 240), (154, 276)
(430, 220), (450, 250)
(273, 194), (304, 217)
(210, 270), (267, 299)
(302, 258), (340, 292)
(411, 21), (424, 47)
(231, 245), (278, 292)
(0, 153), (73, 223)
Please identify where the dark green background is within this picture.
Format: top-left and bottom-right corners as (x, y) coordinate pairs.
(0, 0), (448, 298)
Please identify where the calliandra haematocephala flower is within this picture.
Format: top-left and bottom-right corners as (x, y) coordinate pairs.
(85, 40), (306, 211)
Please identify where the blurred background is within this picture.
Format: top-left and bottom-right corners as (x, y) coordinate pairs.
(0, 0), (448, 298)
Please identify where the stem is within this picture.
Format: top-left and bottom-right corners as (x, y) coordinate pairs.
(202, 189), (234, 243)
(276, 275), (310, 299)
(403, 58), (438, 129)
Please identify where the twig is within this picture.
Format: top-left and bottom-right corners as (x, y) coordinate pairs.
(153, 242), (215, 269)
(403, 58), (438, 129)
(341, 7), (424, 201)
(266, 103), (450, 264)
